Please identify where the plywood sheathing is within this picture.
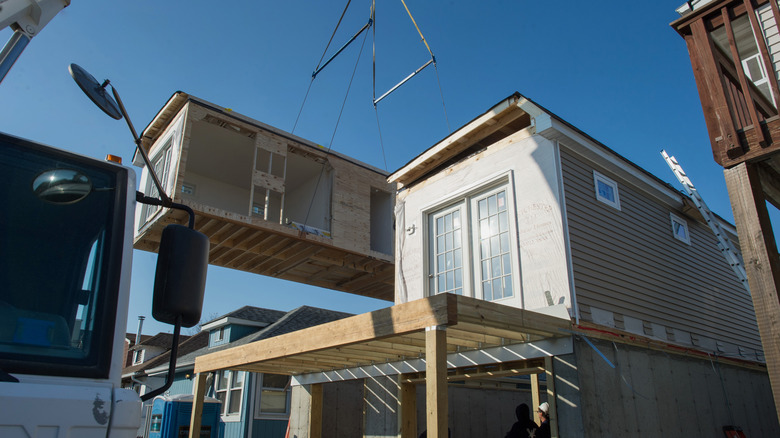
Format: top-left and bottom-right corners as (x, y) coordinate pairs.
(388, 93), (530, 189)
(135, 93), (396, 301)
(192, 294), (572, 375)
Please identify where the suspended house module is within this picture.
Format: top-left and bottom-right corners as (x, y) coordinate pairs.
(133, 92), (396, 300)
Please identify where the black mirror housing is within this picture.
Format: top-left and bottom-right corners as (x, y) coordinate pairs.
(152, 224), (208, 328)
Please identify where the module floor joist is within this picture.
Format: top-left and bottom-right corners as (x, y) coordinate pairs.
(134, 207), (395, 301)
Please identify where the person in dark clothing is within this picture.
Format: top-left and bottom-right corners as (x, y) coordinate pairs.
(536, 402), (551, 438)
(505, 403), (539, 438)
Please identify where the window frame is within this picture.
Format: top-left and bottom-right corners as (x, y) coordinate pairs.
(254, 373), (291, 419)
(593, 171), (621, 210)
(214, 369), (244, 420)
(670, 213), (691, 245)
(424, 174), (520, 302)
(141, 136), (175, 225)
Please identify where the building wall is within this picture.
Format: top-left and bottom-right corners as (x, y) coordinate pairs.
(571, 337), (779, 437)
(290, 380), (364, 438)
(393, 130), (572, 311)
(559, 145), (763, 357)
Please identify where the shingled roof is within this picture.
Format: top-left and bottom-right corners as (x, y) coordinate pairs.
(203, 305), (288, 327)
(154, 306), (352, 373)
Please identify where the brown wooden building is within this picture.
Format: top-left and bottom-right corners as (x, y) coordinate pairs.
(672, 0), (780, 422)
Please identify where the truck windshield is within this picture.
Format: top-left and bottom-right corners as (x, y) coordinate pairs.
(0, 133), (128, 379)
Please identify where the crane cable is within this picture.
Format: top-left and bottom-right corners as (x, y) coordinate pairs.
(301, 19), (372, 230)
(292, 0), (355, 135)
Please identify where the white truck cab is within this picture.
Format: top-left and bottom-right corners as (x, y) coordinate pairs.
(0, 132), (208, 437)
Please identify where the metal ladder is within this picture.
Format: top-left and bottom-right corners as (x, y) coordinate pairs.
(661, 150), (750, 293)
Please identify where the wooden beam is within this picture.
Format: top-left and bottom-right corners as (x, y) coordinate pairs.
(188, 373), (207, 438)
(724, 162), (780, 424)
(545, 356), (559, 438)
(722, 7), (767, 145)
(399, 379), (417, 438)
(309, 384), (323, 438)
(426, 326), (448, 438)
(530, 372), (541, 417)
(688, 19), (742, 165)
(195, 294), (456, 373)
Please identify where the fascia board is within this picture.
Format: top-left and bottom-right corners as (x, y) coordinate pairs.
(201, 317), (271, 331)
(536, 118), (684, 208)
(388, 94), (522, 185)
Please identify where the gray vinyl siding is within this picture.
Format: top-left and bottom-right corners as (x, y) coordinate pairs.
(559, 147), (762, 355)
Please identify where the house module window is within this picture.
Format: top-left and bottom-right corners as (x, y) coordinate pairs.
(132, 349), (143, 365)
(593, 171), (620, 210)
(141, 137), (174, 224)
(670, 213), (690, 245)
(215, 370), (244, 416)
(255, 373), (291, 418)
(428, 182), (516, 301)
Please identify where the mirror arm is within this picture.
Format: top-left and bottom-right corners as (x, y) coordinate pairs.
(136, 192), (196, 229)
(109, 84), (172, 207)
(140, 314), (182, 402)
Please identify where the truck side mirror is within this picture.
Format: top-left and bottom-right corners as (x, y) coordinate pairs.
(152, 224), (208, 328)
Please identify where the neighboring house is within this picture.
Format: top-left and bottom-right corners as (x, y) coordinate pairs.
(133, 305), (351, 438)
(124, 333), (152, 368)
(122, 332), (196, 394)
(181, 93), (780, 437)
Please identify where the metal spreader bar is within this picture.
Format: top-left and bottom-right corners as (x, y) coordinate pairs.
(373, 58), (433, 106)
(662, 150), (750, 293)
(312, 18), (373, 79)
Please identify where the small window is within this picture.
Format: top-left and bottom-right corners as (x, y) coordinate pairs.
(132, 349), (144, 365)
(255, 373), (291, 418)
(181, 182), (195, 195)
(670, 213), (690, 245)
(593, 171), (620, 210)
(214, 327), (225, 342)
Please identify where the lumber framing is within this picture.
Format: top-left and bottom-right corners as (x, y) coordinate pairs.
(188, 294), (572, 436)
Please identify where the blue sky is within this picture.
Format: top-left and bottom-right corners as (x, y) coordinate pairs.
(0, 1), (744, 335)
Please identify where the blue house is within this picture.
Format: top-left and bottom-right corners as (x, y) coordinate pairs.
(135, 305), (351, 438)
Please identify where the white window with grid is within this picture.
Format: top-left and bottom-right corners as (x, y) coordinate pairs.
(427, 181), (518, 302)
(214, 370), (244, 418)
(141, 137), (174, 225)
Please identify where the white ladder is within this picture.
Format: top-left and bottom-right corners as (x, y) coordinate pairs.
(661, 150), (750, 293)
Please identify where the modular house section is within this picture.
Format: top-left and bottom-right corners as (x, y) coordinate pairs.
(389, 92), (763, 362)
(132, 93), (396, 300)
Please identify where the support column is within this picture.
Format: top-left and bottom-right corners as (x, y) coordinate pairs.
(399, 378), (417, 438)
(309, 383), (323, 438)
(188, 373), (207, 438)
(544, 356), (558, 438)
(425, 325), (448, 438)
(725, 162), (780, 424)
(530, 372), (541, 414)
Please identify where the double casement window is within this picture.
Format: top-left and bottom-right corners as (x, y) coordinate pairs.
(215, 370), (244, 416)
(428, 182), (517, 301)
(141, 137), (174, 225)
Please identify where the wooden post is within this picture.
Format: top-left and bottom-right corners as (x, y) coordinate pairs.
(530, 372), (541, 415)
(544, 356), (559, 438)
(724, 162), (780, 424)
(425, 326), (448, 438)
(399, 378), (417, 438)
(188, 372), (207, 438)
(309, 383), (323, 438)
